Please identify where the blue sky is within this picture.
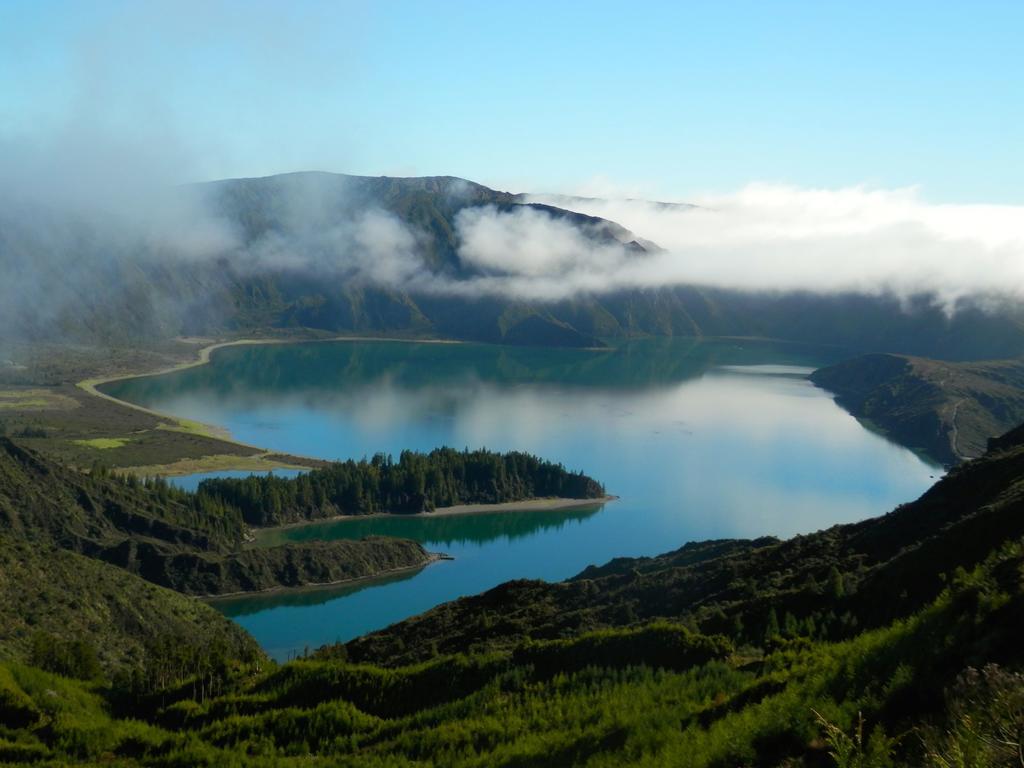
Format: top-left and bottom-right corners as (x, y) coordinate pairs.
(1, 0), (1021, 202)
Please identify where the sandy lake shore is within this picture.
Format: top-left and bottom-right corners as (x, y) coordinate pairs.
(79, 334), (461, 403)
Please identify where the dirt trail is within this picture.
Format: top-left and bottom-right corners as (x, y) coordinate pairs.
(949, 398), (966, 460)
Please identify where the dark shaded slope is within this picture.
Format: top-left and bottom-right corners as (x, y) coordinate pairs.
(2, 517), (1021, 765)
(102, 535), (432, 597)
(344, 419), (1024, 666)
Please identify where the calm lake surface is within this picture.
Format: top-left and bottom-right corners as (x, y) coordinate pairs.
(104, 339), (939, 660)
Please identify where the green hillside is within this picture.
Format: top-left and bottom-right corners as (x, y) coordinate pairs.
(811, 353), (1024, 465)
(0, 535), (262, 678)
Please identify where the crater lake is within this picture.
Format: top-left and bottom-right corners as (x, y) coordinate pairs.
(102, 338), (939, 660)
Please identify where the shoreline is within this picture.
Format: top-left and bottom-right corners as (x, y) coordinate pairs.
(78, 333), (463, 400)
(252, 495), (619, 537)
(202, 552), (449, 601)
(81, 334), (464, 393)
(74, 334), (464, 476)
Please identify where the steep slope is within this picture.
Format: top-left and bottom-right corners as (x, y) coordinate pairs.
(811, 353), (1024, 465)
(0, 437), (243, 551)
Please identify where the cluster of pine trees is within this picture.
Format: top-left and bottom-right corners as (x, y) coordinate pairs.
(195, 448), (605, 526)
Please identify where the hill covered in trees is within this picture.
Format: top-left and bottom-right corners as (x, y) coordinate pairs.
(0, 438), (599, 600)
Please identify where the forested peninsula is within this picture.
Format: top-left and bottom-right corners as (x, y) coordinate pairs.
(195, 447), (606, 526)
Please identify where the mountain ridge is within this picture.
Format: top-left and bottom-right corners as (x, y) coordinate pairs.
(5, 170), (1024, 359)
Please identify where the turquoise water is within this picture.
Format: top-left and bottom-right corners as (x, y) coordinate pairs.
(104, 339), (940, 660)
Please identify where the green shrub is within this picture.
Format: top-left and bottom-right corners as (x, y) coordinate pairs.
(0, 666), (40, 728)
(28, 631), (102, 681)
(513, 622), (733, 677)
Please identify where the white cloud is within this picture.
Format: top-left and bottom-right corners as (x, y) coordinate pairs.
(477, 183), (1024, 305)
(242, 208), (427, 287)
(226, 182), (1024, 308)
(455, 205), (628, 278)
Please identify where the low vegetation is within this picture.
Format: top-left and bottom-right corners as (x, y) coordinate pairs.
(0, 531), (1019, 765)
(0, 533), (262, 678)
(72, 437), (131, 450)
(0, 379), (266, 473)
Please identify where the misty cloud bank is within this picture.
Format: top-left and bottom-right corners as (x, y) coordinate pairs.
(3, 110), (1024, 327)
(3, 156), (1024, 322)
(448, 205), (643, 300)
(201, 179), (1024, 309)
(509, 185), (1024, 307)
(239, 207), (430, 286)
